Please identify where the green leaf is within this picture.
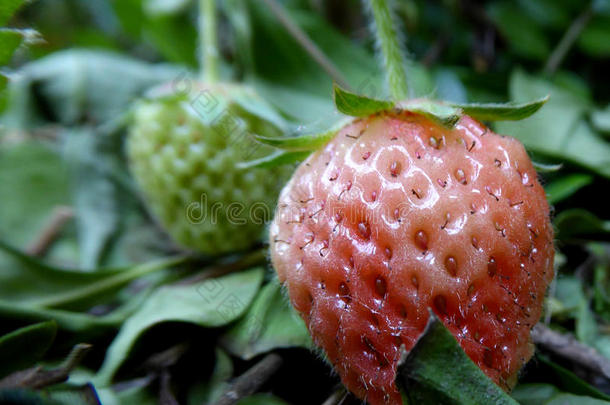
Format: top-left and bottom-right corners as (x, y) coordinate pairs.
(222, 280), (312, 360)
(434, 69), (467, 103)
(193, 348), (234, 404)
(2, 50), (182, 128)
(143, 0), (192, 16)
(545, 174), (593, 204)
(399, 99), (461, 127)
(247, 1), (436, 123)
(227, 84), (288, 133)
(515, 0), (572, 28)
(398, 312), (518, 405)
(511, 384), (559, 405)
(223, 0), (254, 72)
(0, 129), (160, 270)
(0, 285), (155, 334)
(554, 209), (610, 241)
(594, 0), (610, 15)
(0, 0), (26, 26)
(545, 394), (610, 405)
(511, 360), (610, 405)
(247, 3), (383, 119)
(251, 79), (333, 124)
(0, 239), (185, 310)
(553, 72), (592, 102)
(0, 73), (7, 92)
(0, 388), (58, 405)
(592, 249), (610, 322)
(237, 150), (310, 169)
(0, 141), (71, 249)
(47, 384), (102, 405)
(495, 70), (610, 178)
(536, 355), (610, 401)
(591, 105), (610, 135)
(532, 161), (563, 172)
(112, 0), (197, 66)
(333, 84), (394, 117)
(0, 29), (23, 65)
(94, 267), (264, 385)
(593, 335), (610, 363)
(576, 297), (598, 345)
(553, 277), (587, 318)
(252, 132), (332, 151)
(487, 1), (551, 60)
(62, 128), (121, 269)
(450, 96), (549, 121)
(0, 321), (57, 378)
(97, 381), (158, 405)
(253, 121), (345, 152)
(0, 301), (107, 333)
(578, 17), (610, 57)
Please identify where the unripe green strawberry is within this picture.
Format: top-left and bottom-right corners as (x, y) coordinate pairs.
(128, 82), (287, 254)
(270, 111), (554, 405)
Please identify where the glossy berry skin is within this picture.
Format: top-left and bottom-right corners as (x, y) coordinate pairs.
(269, 111), (554, 405)
(128, 83), (286, 255)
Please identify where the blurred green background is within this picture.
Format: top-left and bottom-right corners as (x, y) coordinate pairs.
(1, 0), (610, 404)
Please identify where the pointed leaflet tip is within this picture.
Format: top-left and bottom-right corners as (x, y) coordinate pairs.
(450, 96), (550, 122)
(333, 83), (394, 117)
(237, 150), (311, 169)
(252, 130), (335, 152)
(252, 118), (352, 152)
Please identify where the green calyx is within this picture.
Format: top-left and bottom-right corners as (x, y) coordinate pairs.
(333, 84), (550, 125)
(247, 0), (549, 170)
(251, 119), (348, 152)
(249, 84), (550, 168)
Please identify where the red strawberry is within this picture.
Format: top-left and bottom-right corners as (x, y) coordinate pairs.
(269, 111), (554, 405)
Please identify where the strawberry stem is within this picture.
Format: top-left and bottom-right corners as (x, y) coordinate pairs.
(369, 0), (409, 100)
(199, 0), (219, 83)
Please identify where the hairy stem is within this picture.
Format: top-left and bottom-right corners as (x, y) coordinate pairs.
(369, 0), (409, 100)
(200, 0), (219, 83)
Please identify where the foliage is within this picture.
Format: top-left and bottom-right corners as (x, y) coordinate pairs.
(1, 0), (610, 404)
